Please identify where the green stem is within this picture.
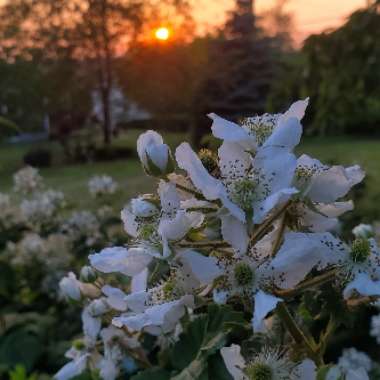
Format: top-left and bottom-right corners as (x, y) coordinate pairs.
(274, 269), (337, 298)
(250, 200), (292, 245)
(271, 214), (287, 257)
(276, 302), (322, 365)
(177, 241), (230, 249)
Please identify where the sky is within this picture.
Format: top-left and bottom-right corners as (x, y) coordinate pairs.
(193, 0), (367, 43)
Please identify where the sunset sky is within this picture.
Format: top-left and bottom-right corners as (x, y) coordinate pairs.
(193, 0), (367, 42)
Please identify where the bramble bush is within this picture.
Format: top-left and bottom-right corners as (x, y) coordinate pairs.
(0, 167), (125, 377)
(53, 99), (380, 380)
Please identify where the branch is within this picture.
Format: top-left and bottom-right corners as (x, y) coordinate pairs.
(250, 200), (292, 245)
(274, 269), (337, 298)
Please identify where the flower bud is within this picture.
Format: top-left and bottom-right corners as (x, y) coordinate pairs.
(80, 266), (97, 283)
(352, 223), (374, 239)
(131, 197), (159, 218)
(59, 272), (82, 301)
(137, 130), (174, 176)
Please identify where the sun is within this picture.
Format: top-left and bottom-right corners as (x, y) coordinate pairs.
(155, 27), (170, 41)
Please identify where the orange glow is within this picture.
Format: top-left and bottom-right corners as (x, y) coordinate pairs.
(155, 27), (170, 41)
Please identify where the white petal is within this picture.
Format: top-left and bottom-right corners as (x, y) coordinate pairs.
(343, 272), (380, 299)
(308, 165), (365, 203)
(82, 307), (101, 342)
(120, 207), (138, 238)
(213, 290), (229, 304)
(102, 285), (127, 311)
(131, 268), (148, 293)
(98, 358), (119, 380)
(146, 143), (169, 171)
(158, 180), (181, 214)
(252, 290), (282, 332)
(175, 142), (222, 200)
(263, 117), (302, 150)
(220, 344), (246, 380)
(54, 355), (88, 380)
(178, 250), (223, 285)
(209, 113), (251, 143)
(113, 296), (194, 335)
(294, 359), (316, 380)
(89, 247), (152, 276)
(271, 233), (345, 289)
(137, 130), (163, 164)
(346, 368), (369, 380)
(218, 141), (251, 178)
(220, 213), (249, 256)
(282, 98), (309, 121)
(253, 188), (298, 224)
(317, 201), (354, 218)
(159, 210), (203, 242)
(125, 290), (149, 313)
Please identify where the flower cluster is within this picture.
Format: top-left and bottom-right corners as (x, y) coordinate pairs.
(57, 100), (380, 380)
(13, 165), (43, 194)
(88, 175), (118, 198)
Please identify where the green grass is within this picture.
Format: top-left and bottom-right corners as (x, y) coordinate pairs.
(1, 133), (380, 221)
(0, 130), (188, 212)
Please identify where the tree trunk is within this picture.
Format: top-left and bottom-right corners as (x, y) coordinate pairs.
(101, 85), (111, 145)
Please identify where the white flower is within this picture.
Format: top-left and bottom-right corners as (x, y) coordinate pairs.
(212, 252), (282, 332)
(137, 130), (174, 176)
(327, 348), (372, 380)
(294, 154), (365, 203)
(176, 141), (298, 229)
(271, 232), (380, 299)
(352, 224), (374, 239)
(59, 272), (82, 301)
(209, 98), (309, 153)
(220, 344), (316, 380)
(62, 211), (100, 246)
(20, 190), (65, 226)
(338, 348), (372, 373)
(113, 295), (194, 335)
(89, 246), (152, 276)
(88, 175), (118, 197)
(13, 166), (43, 194)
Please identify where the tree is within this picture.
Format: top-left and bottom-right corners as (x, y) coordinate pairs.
(0, 0), (191, 144)
(189, 0), (280, 146)
(269, 2), (380, 136)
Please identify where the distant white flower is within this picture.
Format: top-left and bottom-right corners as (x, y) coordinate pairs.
(13, 166), (43, 194)
(59, 272), (82, 301)
(0, 193), (10, 208)
(137, 130), (174, 176)
(62, 211), (100, 245)
(20, 190), (65, 226)
(352, 224), (374, 239)
(88, 175), (118, 197)
(370, 314), (380, 343)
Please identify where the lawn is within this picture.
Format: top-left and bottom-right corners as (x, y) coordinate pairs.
(1, 132), (380, 222)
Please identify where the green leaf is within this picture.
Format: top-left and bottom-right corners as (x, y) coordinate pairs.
(0, 329), (43, 372)
(169, 304), (245, 379)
